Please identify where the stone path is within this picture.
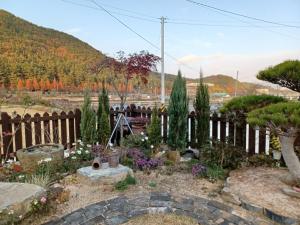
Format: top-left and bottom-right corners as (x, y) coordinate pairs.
(43, 192), (269, 225)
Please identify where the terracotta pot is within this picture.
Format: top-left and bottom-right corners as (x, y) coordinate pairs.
(108, 151), (120, 168)
(167, 150), (181, 162)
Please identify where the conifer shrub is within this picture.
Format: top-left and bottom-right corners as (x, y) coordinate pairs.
(80, 91), (97, 144)
(147, 105), (161, 147)
(167, 71), (188, 151)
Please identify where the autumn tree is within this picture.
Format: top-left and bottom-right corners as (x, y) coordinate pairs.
(257, 60), (300, 93)
(39, 80), (45, 91)
(32, 78), (39, 91)
(25, 79), (32, 91)
(17, 79), (23, 91)
(97, 51), (159, 109)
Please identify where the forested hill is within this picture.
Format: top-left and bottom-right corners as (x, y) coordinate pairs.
(0, 9), (105, 87)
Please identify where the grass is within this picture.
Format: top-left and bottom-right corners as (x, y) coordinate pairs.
(123, 214), (199, 225)
(114, 174), (136, 191)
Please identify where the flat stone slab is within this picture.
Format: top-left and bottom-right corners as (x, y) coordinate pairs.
(77, 165), (133, 185)
(0, 182), (45, 223)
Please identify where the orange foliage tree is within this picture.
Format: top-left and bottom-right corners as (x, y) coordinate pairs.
(17, 79), (23, 91)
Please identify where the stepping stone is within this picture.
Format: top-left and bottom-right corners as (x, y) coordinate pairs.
(0, 182), (45, 223)
(282, 188), (300, 199)
(77, 165), (133, 185)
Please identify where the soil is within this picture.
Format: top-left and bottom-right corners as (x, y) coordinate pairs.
(123, 214), (198, 225)
(227, 167), (300, 219)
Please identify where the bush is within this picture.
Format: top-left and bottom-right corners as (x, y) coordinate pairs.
(114, 174), (136, 191)
(206, 164), (225, 181)
(147, 105), (161, 147)
(201, 140), (246, 170)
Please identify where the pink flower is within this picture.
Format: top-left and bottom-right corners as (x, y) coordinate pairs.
(40, 196), (47, 204)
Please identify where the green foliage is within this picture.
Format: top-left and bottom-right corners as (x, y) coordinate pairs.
(148, 181), (157, 188)
(97, 84), (110, 120)
(257, 60), (300, 93)
(122, 134), (143, 148)
(147, 105), (161, 147)
(221, 95), (286, 114)
(0, 10), (105, 85)
(98, 110), (110, 145)
(80, 91), (97, 144)
(194, 74), (210, 148)
(114, 173), (136, 191)
(201, 141), (246, 170)
(247, 102), (300, 129)
(167, 70), (188, 151)
(206, 164), (225, 181)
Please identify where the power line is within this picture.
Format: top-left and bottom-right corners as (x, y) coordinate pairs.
(61, 0), (158, 23)
(185, 0), (300, 29)
(87, 0), (198, 73)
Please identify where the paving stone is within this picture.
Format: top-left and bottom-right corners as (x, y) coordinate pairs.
(207, 200), (233, 213)
(150, 200), (173, 207)
(126, 208), (148, 218)
(240, 200), (264, 214)
(264, 208), (298, 225)
(80, 215), (105, 225)
(105, 215), (129, 225)
(147, 206), (172, 214)
(61, 209), (87, 225)
(150, 192), (171, 201)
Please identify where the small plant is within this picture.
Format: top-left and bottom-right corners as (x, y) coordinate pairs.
(25, 173), (50, 188)
(114, 173), (136, 191)
(191, 164), (207, 177)
(148, 181), (157, 188)
(206, 164), (225, 182)
(30, 196), (49, 214)
(147, 105), (161, 147)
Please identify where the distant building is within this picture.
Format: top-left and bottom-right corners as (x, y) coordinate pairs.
(256, 88), (269, 94)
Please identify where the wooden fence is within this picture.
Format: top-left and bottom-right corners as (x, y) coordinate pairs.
(1, 105), (298, 160)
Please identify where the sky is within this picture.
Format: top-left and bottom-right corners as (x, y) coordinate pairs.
(1, 0), (300, 83)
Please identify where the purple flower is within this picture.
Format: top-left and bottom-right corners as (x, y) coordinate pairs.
(192, 164), (207, 177)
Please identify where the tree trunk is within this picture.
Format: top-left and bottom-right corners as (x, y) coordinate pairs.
(279, 133), (300, 185)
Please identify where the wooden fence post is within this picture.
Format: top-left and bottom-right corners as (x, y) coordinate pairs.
(13, 115), (22, 152)
(68, 111), (75, 146)
(24, 114), (32, 148)
(43, 112), (51, 143)
(220, 114), (227, 142)
(60, 111), (67, 147)
(1, 112), (13, 158)
(33, 113), (42, 145)
(248, 125), (256, 155)
(74, 109), (81, 140)
(52, 112), (59, 143)
(212, 112), (218, 141)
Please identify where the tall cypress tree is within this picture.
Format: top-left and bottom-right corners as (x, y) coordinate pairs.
(167, 70), (188, 152)
(80, 91), (97, 144)
(194, 69), (210, 148)
(97, 84), (111, 145)
(147, 105), (161, 147)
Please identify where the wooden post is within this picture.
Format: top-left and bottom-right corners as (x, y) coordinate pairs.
(43, 112), (51, 143)
(212, 112), (218, 141)
(68, 111), (75, 146)
(60, 111), (67, 147)
(52, 112), (59, 143)
(33, 113), (42, 145)
(1, 112), (13, 158)
(248, 126), (256, 155)
(220, 114), (227, 142)
(13, 115), (22, 152)
(74, 108), (81, 140)
(24, 113), (32, 147)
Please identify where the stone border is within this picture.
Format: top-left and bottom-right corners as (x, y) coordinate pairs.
(43, 192), (255, 225)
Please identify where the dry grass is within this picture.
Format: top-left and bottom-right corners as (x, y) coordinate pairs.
(123, 214), (199, 225)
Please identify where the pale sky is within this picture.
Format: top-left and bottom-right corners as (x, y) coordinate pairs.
(1, 0), (300, 82)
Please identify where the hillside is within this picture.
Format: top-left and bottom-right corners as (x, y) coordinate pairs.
(0, 9), (105, 87)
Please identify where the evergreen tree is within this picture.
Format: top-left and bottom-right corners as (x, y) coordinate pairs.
(97, 83), (110, 144)
(194, 70), (210, 148)
(167, 70), (188, 151)
(147, 105), (161, 147)
(80, 91), (97, 144)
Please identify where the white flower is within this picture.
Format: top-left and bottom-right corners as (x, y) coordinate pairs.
(33, 199), (38, 205)
(109, 143), (113, 147)
(64, 152), (70, 158)
(71, 156), (77, 160)
(87, 144), (92, 148)
(19, 215), (23, 219)
(85, 150), (89, 154)
(145, 136), (148, 140)
(6, 159), (13, 164)
(8, 210), (14, 215)
(72, 142), (76, 146)
(18, 175), (25, 179)
(140, 132), (144, 136)
(76, 150), (82, 155)
(150, 145), (154, 149)
(141, 139), (145, 142)
(37, 160), (43, 165)
(77, 139), (82, 143)
(79, 147), (83, 150)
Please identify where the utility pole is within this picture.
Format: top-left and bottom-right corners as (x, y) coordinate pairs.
(161, 17), (165, 104)
(234, 70), (239, 97)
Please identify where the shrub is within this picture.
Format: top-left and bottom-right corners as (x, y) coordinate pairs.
(168, 70), (188, 151)
(80, 91), (97, 144)
(194, 72), (210, 148)
(206, 164), (225, 181)
(114, 173), (136, 191)
(97, 85), (110, 145)
(147, 105), (161, 147)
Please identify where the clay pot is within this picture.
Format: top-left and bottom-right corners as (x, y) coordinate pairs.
(167, 150), (181, 162)
(108, 151), (120, 168)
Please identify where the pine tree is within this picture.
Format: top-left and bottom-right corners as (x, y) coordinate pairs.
(97, 83), (110, 144)
(194, 69), (210, 148)
(167, 70), (188, 151)
(147, 105), (161, 147)
(80, 91), (97, 144)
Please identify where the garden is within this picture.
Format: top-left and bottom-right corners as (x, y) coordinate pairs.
(0, 59), (300, 225)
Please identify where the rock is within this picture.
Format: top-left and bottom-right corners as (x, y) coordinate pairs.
(0, 182), (45, 224)
(166, 151), (181, 162)
(221, 187), (241, 206)
(282, 188), (300, 199)
(77, 165), (133, 185)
